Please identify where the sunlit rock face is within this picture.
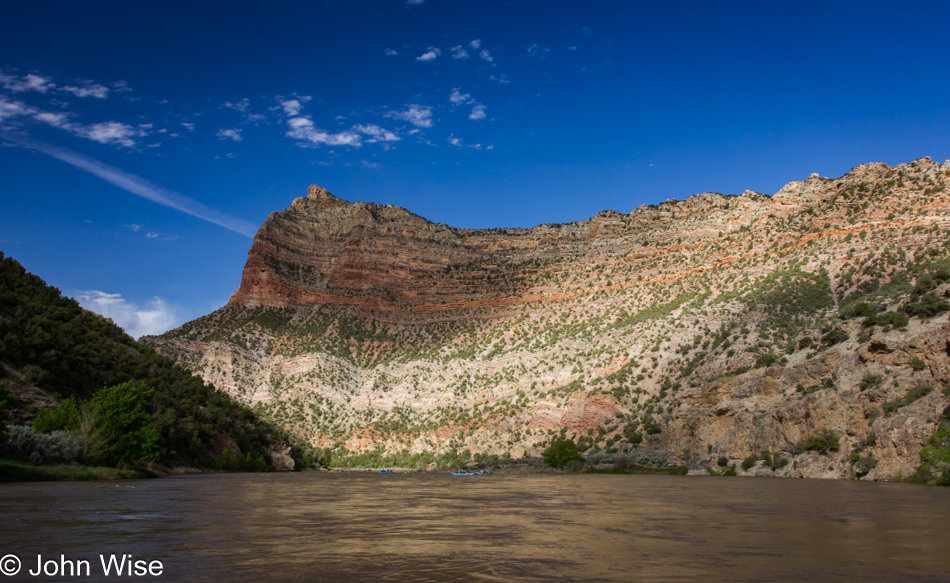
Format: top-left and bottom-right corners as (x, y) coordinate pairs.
(147, 158), (950, 480)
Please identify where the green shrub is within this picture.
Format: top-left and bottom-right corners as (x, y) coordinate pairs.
(875, 311), (909, 328)
(852, 454), (877, 478)
(910, 357), (926, 371)
(840, 302), (875, 319)
(755, 353), (780, 368)
(92, 381), (162, 465)
(717, 456), (729, 467)
(804, 429), (840, 454)
(770, 455), (789, 471)
(884, 386), (933, 414)
(741, 454), (757, 471)
(902, 293), (950, 318)
(821, 330), (849, 347)
(0, 385), (14, 443)
(2, 425), (78, 464)
(858, 374), (883, 391)
(32, 398), (80, 433)
(543, 439), (584, 470)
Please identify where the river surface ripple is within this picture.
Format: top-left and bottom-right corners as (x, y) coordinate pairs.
(1, 472), (949, 582)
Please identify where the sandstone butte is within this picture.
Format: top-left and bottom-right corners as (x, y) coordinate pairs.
(146, 157), (950, 481)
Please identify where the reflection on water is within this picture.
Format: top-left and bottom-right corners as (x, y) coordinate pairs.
(1, 472), (949, 582)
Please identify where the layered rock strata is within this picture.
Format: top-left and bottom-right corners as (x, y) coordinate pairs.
(148, 158), (950, 480)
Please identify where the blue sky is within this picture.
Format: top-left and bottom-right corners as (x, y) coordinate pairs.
(2, 0), (948, 337)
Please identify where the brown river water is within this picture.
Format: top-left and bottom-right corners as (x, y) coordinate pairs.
(1, 472), (949, 582)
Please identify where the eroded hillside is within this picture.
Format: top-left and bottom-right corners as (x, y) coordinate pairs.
(146, 157), (950, 480)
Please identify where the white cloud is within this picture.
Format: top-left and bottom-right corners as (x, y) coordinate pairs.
(223, 98), (250, 112)
(0, 96), (33, 123)
(75, 121), (149, 147)
(384, 48), (399, 56)
(32, 111), (69, 128)
(0, 96), (148, 147)
(448, 136), (462, 147)
(362, 160), (381, 168)
(245, 113), (267, 123)
(0, 73), (55, 94)
(469, 104), (487, 120)
(469, 39), (481, 49)
(407, 0), (424, 4)
(354, 124), (400, 143)
(123, 223), (144, 232)
(490, 74), (511, 84)
(181, 122), (195, 131)
(279, 96), (311, 116)
(449, 88), (472, 105)
(113, 80), (132, 92)
(527, 44), (551, 57)
(145, 232), (178, 241)
(285, 116), (362, 147)
(569, 46), (578, 51)
(479, 49), (494, 63)
(450, 45), (469, 59)
(74, 290), (180, 339)
(61, 82), (109, 99)
(416, 47), (441, 62)
(388, 104), (433, 128)
(0, 133), (259, 237)
(217, 128), (243, 142)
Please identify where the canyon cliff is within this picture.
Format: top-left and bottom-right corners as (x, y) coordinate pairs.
(146, 158), (950, 481)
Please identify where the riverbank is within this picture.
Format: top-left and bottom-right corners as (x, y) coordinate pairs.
(0, 459), (152, 482)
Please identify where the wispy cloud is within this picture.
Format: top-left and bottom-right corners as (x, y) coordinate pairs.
(384, 48), (399, 56)
(145, 231), (178, 241)
(217, 128), (243, 142)
(0, 96), (32, 123)
(450, 89), (486, 120)
(0, 72), (55, 94)
(416, 47), (441, 62)
(449, 88), (472, 105)
(490, 74), (510, 84)
(279, 96), (311, 116)
(469, 39), (481, 49)
(479, 49), (494, 63)
(223, 98), (250, 112)
(0, 133), (258, 237)
(388, 104), (433, 128)
(354, 124), (400, 143)
(61, 82), (110, 99)
(74, 290), (180, 339)
(407, 0), (424, 4)
(285, 116), (362, 147)
(469, 104), (487, 120)
(527, 44), (551, 58)
(0, 96), (149, 146)
(450, 45), (469, 59)
(73, 121), (150, 147)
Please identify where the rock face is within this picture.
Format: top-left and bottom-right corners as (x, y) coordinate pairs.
(147, 158), (950, 480)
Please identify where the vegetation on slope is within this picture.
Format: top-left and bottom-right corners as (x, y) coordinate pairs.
(0, 252), (289, 473)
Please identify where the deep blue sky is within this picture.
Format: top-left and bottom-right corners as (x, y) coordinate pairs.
(2, 0), (948, 337)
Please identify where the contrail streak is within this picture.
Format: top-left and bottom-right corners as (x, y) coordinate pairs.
(0, 132), (258, 237)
